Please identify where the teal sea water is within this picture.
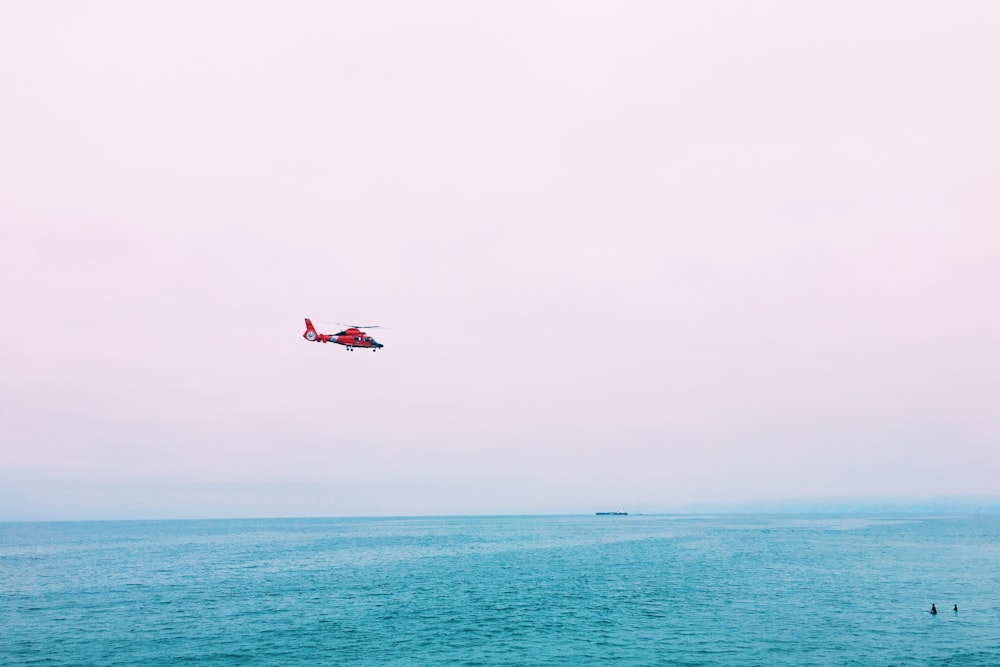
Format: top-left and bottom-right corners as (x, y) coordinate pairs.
(2, 514), (999, 666)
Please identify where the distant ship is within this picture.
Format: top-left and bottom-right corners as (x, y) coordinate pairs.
(595, 511), (628, 516)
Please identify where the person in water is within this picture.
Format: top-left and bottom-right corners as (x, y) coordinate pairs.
(931, 604), (937, 615)
(954, 604), (958, 612)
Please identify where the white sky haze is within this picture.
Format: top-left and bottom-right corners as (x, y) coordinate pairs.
(2, 2), (999, 519)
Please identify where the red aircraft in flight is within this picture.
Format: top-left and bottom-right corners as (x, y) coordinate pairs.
(303, 318), (384, 351)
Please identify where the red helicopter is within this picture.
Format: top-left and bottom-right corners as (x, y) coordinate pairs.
(302, 318), (384, 351)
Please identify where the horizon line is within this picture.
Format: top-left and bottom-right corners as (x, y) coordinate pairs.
(4, 496), (1000, 524)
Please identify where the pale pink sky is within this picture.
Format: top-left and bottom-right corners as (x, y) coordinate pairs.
(2, 2), (999, 519)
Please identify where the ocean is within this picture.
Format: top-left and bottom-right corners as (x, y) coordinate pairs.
(2, 514), (998, 666)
